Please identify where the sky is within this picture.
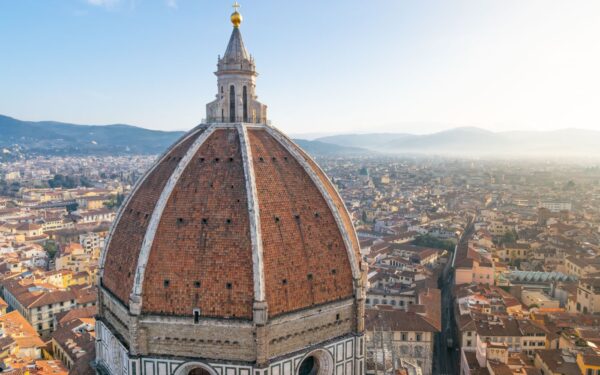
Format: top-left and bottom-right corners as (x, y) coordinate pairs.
(1, 0), (600, 136)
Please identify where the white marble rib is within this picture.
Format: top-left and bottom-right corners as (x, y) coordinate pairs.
(237, 124), (266, 303)
(128, 124), (216, 314)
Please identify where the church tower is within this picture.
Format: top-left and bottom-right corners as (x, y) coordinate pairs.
(96, 4), (366, 375)
(205, 3), (267, 124)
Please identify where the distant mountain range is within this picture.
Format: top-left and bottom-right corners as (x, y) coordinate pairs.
(2, 114), (598, 159)
(0, 115), (364, 158)
(316, 127), (600, 157)
(0, 115), (185, 156)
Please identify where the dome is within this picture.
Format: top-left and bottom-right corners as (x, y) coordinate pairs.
(100, 124), (362, 319)
(96, 6), (366, 372)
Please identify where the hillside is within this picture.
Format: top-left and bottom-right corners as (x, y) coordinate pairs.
(316, 127), (600, 157)
(0, 115), (367, 159)
(292, 139), (370, 156)
(0, 115), (185, 156)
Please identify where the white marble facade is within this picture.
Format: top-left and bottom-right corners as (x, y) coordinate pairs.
(96, 321), (365, 375)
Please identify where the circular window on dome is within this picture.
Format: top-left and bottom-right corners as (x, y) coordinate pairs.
(298, 356), (319, 375)
(188, 368), (211, 375)
(296, 350), (333, 375)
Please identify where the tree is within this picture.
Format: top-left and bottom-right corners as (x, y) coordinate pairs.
(413, 234), (455, 252)
(500, 230), (518, 245)
(66, 202), (79, 213)
(44, 241), (59, 259)
(48, 174), (93, 189)
(104, 193), (125, 209)
(564, 180), (576, 190)
(0, 179), (21, 197)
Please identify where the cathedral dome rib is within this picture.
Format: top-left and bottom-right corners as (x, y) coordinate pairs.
(100, 123), (362, 319)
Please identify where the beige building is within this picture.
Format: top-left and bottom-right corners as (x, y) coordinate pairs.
(1, 279), (77, 338)
(51, 317), (95, 371)
(365, 308), (439, 375)
(564, 256), (600, 278)
(567, 278), (600, 315)
(521, 290), (560, 309)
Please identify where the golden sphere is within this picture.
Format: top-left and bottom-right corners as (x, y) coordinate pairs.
(231, 11), (242, 27)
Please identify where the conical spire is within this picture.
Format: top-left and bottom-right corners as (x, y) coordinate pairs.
(223, 27), (250, 63)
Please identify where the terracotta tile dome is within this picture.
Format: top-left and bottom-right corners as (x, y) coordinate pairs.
(100, 124), (361, 320)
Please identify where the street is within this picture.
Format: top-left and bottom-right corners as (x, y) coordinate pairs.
(433, 218), (474, 375)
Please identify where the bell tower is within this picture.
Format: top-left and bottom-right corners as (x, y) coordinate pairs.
(206, 2), (268, 123)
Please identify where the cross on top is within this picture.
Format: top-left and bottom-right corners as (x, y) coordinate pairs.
(232, 1), (240, 12)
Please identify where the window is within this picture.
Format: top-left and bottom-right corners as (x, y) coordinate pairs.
(229, 85), (236, 122)
(298, 356), (320, 375)
(467, 340), (472, 347)
(188, 368), (211, 375)
(193, 309), (200, 324)
(242, 86), (248, 122)
(401, 332), (407, 341)
(416, 333), (422, 341)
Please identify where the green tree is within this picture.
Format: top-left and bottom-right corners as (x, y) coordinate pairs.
(66, 202), (79, 213)
(501, 230), (518, 245)
(48, 174), (93, 189)
(0, 179), (21, 197)
(413, 234), (455, 252)
(564, 180), (576, 190)
(104, 193), (125, 209)
(44, 241), (59, 259)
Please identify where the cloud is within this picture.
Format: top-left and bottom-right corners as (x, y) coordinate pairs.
(166, 0), (177, 9)
(86, 0), (120, 7)
(84, 0), (140, 10)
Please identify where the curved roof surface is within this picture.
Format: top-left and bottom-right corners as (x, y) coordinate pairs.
(100, 124), (361, 320)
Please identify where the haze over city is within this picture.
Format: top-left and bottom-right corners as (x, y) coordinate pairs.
(2, 0), (600, 135)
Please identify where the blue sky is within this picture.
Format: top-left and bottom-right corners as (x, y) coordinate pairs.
(1, 1), (599, 136)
